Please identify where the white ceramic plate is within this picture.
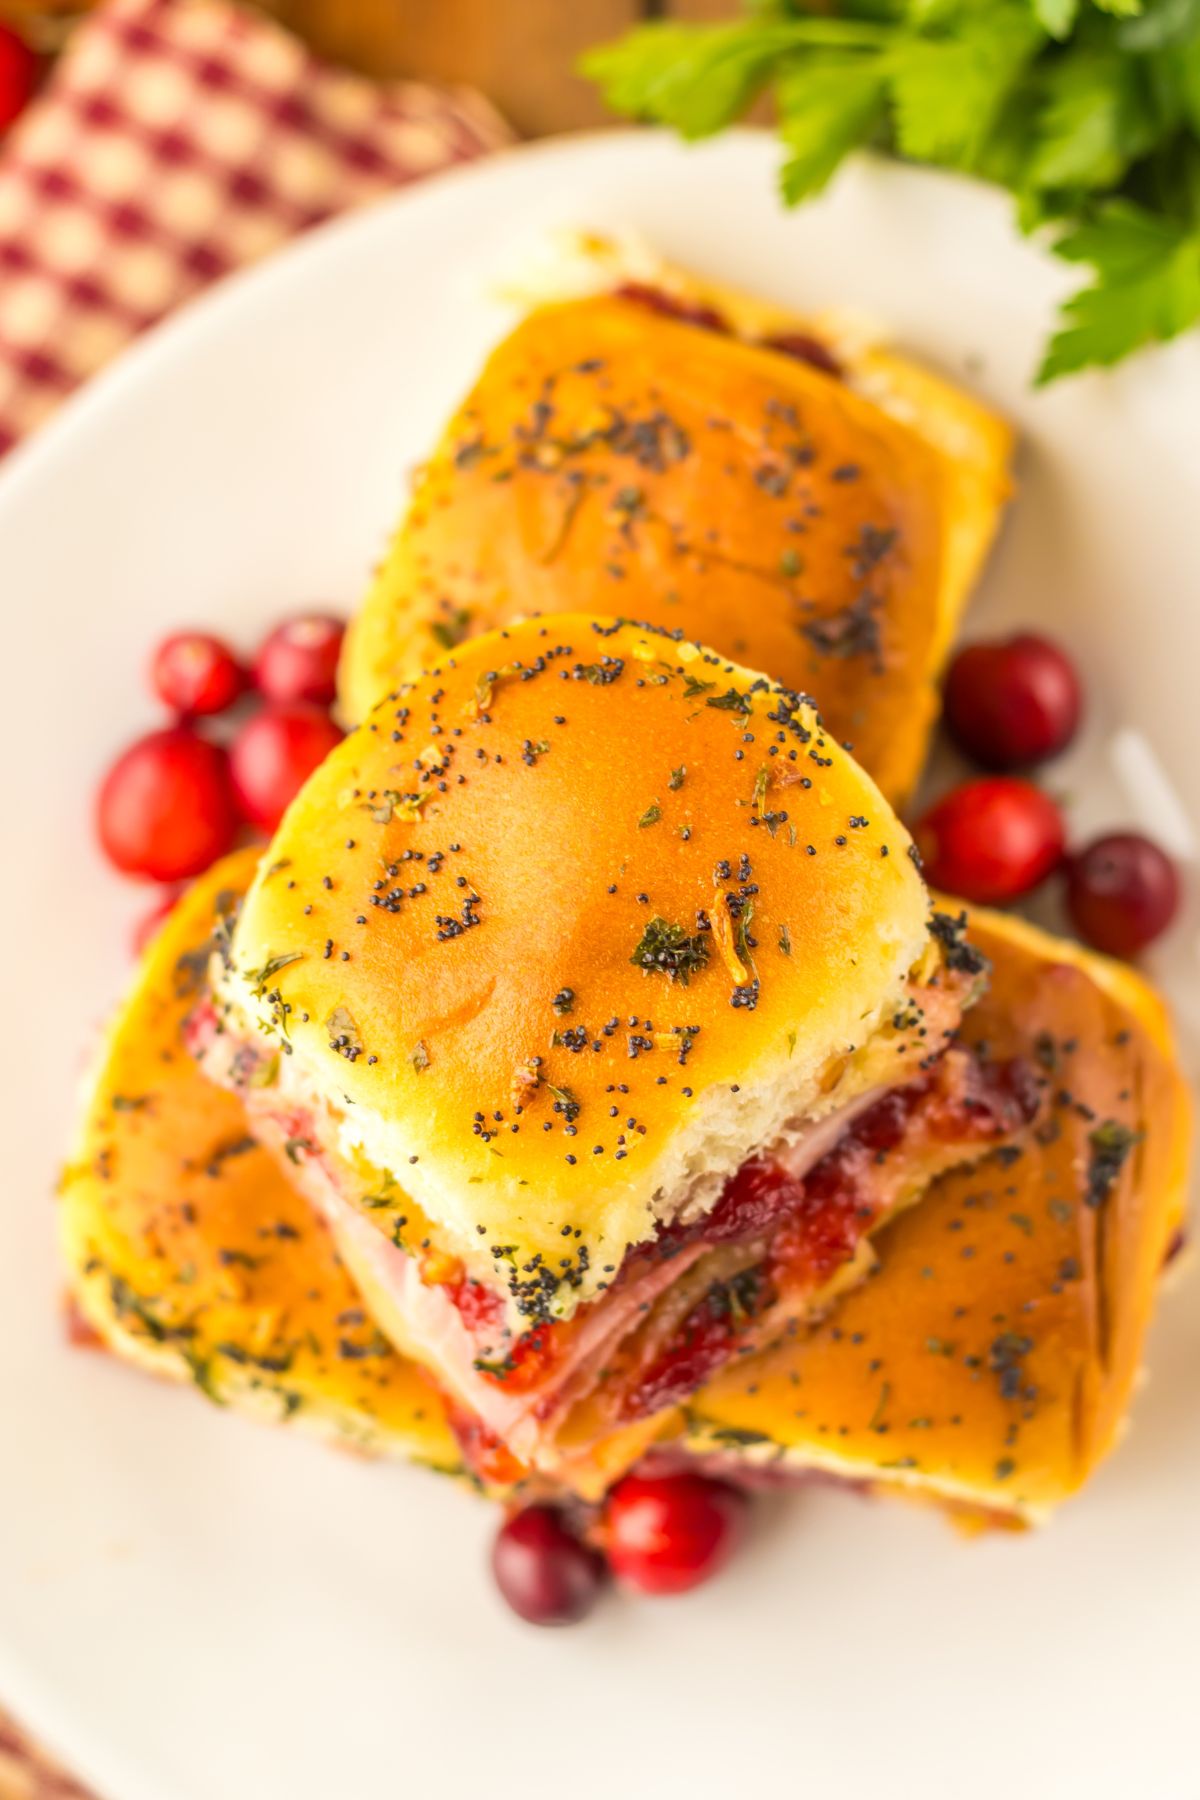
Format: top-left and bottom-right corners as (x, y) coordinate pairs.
(3, 131), (1198, 1800)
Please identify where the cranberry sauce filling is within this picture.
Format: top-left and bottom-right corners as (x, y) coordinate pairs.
(614, 280), (731, 335)
(449, 1276), (505, 1337)
(612, 283), (843, 378)
(620, 1270), (766, 1424)
(617, 1053), (1038, 1423)
(447, 1051), (1037, 1410)
(657, 1053), (1038, 1268)
(447, 1275), (556, 1390)
(759, 331), (845, 380)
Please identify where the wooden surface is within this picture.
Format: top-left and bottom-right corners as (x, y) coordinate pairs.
(265, 0), (740, 135)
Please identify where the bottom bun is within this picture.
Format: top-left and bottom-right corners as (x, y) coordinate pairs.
(679, 903), (1192, 1522)
(59, 849), (462, 1474)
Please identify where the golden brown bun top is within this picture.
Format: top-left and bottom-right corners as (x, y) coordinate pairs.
(59, 850), (459, 1464)
(225, 614), (937, 1304)
(687, 907), (1192, 1518)
(340, 293), (976, 803)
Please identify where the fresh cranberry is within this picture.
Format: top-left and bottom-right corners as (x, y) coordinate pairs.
(614, 281), (729, 334)
(96, 728), (237, 882)
(253, 613), (346, 706)
(942, 633), (1082, 771)
(915, 778), (1065, 904)
(1065, 831), (1180, 957)
(604, 1471), (747, 1596)
(761, 331), (843, 380)
(150, 630), (244, 718)
(131, 888), (182, 956)
(228, 703), (342, 833)
(491, 1506), (606, 1626)
(0, 26), (36, 132)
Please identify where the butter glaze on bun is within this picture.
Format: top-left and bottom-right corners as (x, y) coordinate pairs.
(217, 615), (953, 1315)
(682, 905), (1192, 1522)
(59, 850), (460, 1469)
(339, 279), (1012, 804)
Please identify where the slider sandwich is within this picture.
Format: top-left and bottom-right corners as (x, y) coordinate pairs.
(59, 850), (461, 1472)
(682, 907), (1192, 1525)
(339, 237), (1013, 805)
(195, 615), (1031, 1481)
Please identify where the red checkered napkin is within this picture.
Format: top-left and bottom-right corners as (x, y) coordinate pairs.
(0, 0), (513, 456)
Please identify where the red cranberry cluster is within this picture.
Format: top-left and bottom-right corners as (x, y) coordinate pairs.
(491, 1471), (747, 1627)
(96, 615), (347, 950)
(616, 279), (845, 378)
(915, 633), (1179, 957)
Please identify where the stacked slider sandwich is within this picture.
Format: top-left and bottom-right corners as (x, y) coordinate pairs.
(60, 251), (1191, 1597)
(192, 616), (1035, 1489)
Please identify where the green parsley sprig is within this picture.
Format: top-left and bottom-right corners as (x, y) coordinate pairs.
(582, 0), (1200, 381)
